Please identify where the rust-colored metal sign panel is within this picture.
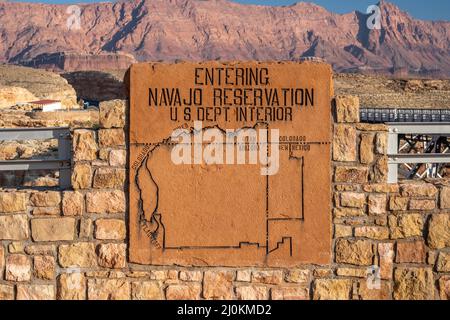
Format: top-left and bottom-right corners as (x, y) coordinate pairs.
(129, 62), (332, 267)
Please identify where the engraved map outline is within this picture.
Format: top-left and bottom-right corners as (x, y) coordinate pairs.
(131, 122), (331, 258)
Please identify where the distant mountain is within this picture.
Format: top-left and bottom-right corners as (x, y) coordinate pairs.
(0, 0), (448, 77)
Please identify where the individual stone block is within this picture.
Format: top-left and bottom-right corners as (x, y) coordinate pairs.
(436, 252), (450, 272)
(236, 286), (270, 300)
(427, 251), (437, 265)
(87, 279), (131, 300)
(375, 216), (388, 226)
(368, 194), (386, 215)
(109, 149), (127, 167)
(333, 124), (356, 161)
(30, 191), (61, 207)
(98, 129), (125, 147)
(400, 183), (438, 198)
(333, 208), (365, 218)
(73, 129), (97, 161)
(58, 243), (97, 268)
(335, 239), (374, 266)
(99, 149), (109, 161)
(123, 271), (150, 279)
(427, 214), (450, 249)
(378, 243), (394, 280)
(99, 100), (126, 129)
(340, 192), (366, 208)
(393, 268), (434, 300)
(359, 281), (391, 300)
(236, 270), (251, 282)
(8, 242), (24, 253)
(5, 254), (31, 281)
(370, 156), (388, 183)
(389, 214), (424, 239)
(95, 219), (126, 240)
(313, 269), (333, 278)
(336, 267), (367, 278)
(131, 281), (164, 300)
(284, 269), (310, 284)
(335, 96), (359, 123)
(360, 133), (375, 164)
(0, 284), (14, 300)
(57, 273), (86, 300)
(439, 276), (450, 300)
(359, 123), (389, 132)
(252, 270), (283, 285)
(24, 244), (56, 256)
(396, 241), (426, 263)
(440, 187), (450, 209)
(33, 255), (55, 280)
(354, 226), (389, 240)
(71, 163), (92, 190)
(79, 218), (93, 238)
(0, 214), (29, 240)
(409, 199), (435, 211)
(167, 270), (178, 280)
(179, 270), (203, 282)
(86, 190), (126, 214)
(85, 270), (125, 278)
(17, 285), (55, 300)
(62, 191), (84, 216)
(203, 271), (234, 299)
(0, 192), (27, 213)
(92, 168), (125, 189)
(31, 218), (76, 241)
(389, 196), (408, 211)
(97, 243), (126, 269)
(335, 184), (359, 192)
(313, 279), (352, 300)
(150, 270), (168, 281)
(166, 284), (201, 300)
(363, 183), (399, 193)
(334, 166), (368, 183)
(32, 207), (60, 216)
(375, 132), (387, 155)
(334, 224), (353, 238)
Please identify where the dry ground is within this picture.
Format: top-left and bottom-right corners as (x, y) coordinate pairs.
(334, 73), (450, 109)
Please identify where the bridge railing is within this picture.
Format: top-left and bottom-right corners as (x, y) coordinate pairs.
(387, 122), (450, 183)
(0, 127), (71, 189)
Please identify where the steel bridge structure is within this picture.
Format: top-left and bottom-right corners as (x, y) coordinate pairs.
(360, 108), (450, 183)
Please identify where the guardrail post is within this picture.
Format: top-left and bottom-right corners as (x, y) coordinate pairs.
(58, 130), (72, 189)
(387, 127), (399, 183)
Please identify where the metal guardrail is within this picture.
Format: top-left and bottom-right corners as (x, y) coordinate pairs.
(0, 127), (71, 189)
(361, 108), (450, 123)
(387, 122), (450, 183)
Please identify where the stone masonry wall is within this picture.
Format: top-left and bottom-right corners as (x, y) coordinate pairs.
(0, 97), (449, 300)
